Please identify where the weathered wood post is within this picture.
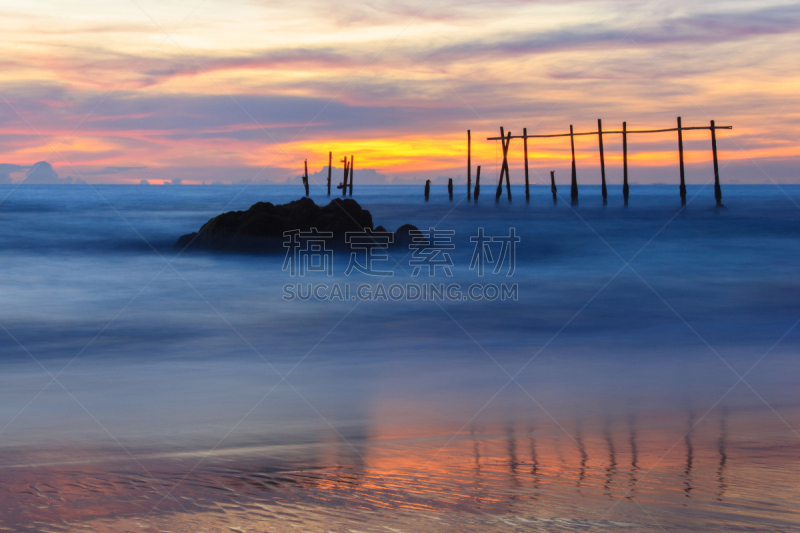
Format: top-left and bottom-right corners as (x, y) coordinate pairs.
(467, 130), (472, 201)
(622, 121), (629, 205)
(524, 127), (530, 201)
(496, 128), (505, 202)
(711, 120), (722, 206)
(505, 133), (512, 201)
(448, 177), (453, 200)
(678, 117), (686, 205)
(424, 179), (431, 201)
(341, 157), (349, 197)
(303, 159), (309, 197)
(496, 128), (512, 202)
(598, 119), (607, 203)
(349, 155), (354, 196)
(496, 128), (511, 202)
(551, 170), (557, 204)
(474, 166), (481, 201)
(570, 125), (578, 203)
(327, 151), (332, 196)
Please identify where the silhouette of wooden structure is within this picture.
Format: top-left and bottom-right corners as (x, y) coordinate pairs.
(349, 155), (354, 196)
(340, 156), (349, 196)
(327, 152), (332, 196)
(302, 160), (309, 197)
(467, 130), (472, 200)
(480, 118), (732, 206)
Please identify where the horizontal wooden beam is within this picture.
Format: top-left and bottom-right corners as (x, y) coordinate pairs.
(487, 125), (732, 140)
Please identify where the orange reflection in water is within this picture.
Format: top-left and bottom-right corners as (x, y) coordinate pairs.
(2, 404), (800, 532)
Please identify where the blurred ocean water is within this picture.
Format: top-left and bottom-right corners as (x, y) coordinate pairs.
(0, 184), (799, 532)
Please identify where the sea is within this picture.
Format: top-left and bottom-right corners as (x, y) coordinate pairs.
(0, 183), (798, 532)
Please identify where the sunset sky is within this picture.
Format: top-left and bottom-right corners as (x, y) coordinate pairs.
(0, 0), (798, 185)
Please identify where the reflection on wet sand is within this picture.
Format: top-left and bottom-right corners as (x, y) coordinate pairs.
(627, 414), (639, 497)
(2, 406), (798, 532)
(684, 412), (695, 500)
(717, 410), (728, 501)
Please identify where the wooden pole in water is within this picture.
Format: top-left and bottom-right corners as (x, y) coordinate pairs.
(678, 117), (686, 205)
(474, 166), (481, 201)
(598, 119), (607, 203)
(496, 127), (508, 202)
(303, 159), (309, 197)
(622, 121), (629, 204)
(341, 157), (348, 197)
(711, 120), (722, 206)
(349, 155), (354, 196)
(504, 134), (512, 201)
(327, 151), (332, 196)
(424, 179), (431, 201)
(524, 127), (530, 201)
(467, 130), (472, 201)
(570, 125), (578, 202)
(448, 178), (453, 200)
(551, 170), (557, 204)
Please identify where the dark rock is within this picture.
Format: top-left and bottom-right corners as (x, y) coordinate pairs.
(174, 197), (415, 253)
(393, 224), (422, 249)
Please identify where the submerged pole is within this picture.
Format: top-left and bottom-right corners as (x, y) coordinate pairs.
(497, 127), (506, 202)
(623, 121), (629, 205)
(448, 177), (453, 200)
(711, 120), (722, 206)
(570, 125), (578, 203)
(524, 127), (530, 201)
(474, 166), (481, 201)
(467, 130), (472, 201)
(303, 159), (309, 196)
(550, 170), (557, 204)
(678, 117), (686, 205)
(341, 157), (349, 197)
(598, 119), (607, 203)
(349, 155), (354, 196)
(505, 135), (512, 202)
(424, 179), (430, 201)
(327, 151), (332, 196)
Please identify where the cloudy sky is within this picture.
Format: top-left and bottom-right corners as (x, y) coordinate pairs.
(0, 0), (798, 184)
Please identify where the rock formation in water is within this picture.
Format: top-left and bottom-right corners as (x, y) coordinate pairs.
(175, 197), (418, 252)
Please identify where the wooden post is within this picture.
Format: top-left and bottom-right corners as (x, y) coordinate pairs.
(502, 130), (512, 201)
(598, 119), (607, 203)
(505, 134), (512, 201)
(678, 117), (686, 205)
(623, 121), (629, 205)
(448, 177), (453, 200)
(341, 157), (348, 197)
(496, 127), (506, 201)
(327, 151), (332, 196)
(474, 166), (481, 201)
(349, 155), (354, 196)
(570, 125), (578, 202)
(424, 179), (430, 201)
(496, 127), (512, 201)
(524, 127), (530, 201)
(550, 170), (557, 204)
(711, 120), (722, 206)
(303, 159), (309, 197)
(467, 130), (472, 201)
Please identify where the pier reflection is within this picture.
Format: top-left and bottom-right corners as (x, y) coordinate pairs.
(1, 406), (797, 532)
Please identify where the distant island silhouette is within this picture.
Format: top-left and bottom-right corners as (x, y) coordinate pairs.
(175, 197), (418, 253)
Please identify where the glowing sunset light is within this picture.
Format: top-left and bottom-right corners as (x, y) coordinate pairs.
(0, 0), (797, 184)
